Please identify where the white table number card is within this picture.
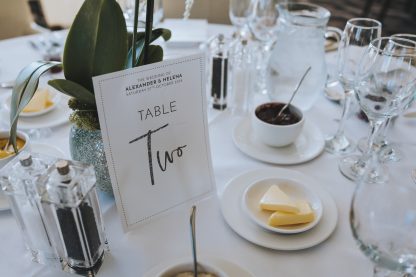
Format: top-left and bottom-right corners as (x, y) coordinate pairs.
(93, 54), (215, 231)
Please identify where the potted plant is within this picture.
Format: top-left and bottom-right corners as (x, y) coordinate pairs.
(9, 0), (171, 193)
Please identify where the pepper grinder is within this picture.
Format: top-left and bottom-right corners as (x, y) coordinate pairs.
(38, 159), (108, 276)
(210, 34), (230, 110)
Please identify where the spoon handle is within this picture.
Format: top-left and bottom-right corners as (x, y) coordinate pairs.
(190, 205), (197, 277)
(277, 66), (312, 118)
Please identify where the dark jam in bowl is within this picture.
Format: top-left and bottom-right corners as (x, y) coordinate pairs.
(255, 103), (301, 125)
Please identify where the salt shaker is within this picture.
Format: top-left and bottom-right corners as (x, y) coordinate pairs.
(38, 159), (108, 275)
(0, 152), (58, 265)
(229, 39), (253, 115)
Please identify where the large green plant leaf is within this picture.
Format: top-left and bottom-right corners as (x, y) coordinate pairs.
(63, 0), (128, 93)
(10, 61), (51, 117)
(137, 45), (164, 66)
(126, 28), (171, 68)
(9, 61), (61, 152)
(48, 79), (96, 105)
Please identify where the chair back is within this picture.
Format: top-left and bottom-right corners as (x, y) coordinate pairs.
(0, 0), (36, 39)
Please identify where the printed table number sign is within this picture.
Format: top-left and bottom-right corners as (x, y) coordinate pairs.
(93, 54), (215, 231)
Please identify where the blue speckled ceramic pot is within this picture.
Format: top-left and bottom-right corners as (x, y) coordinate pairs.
(69, 125), (113, 195)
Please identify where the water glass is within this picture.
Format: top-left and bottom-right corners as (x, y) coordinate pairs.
(339, 37), (416, 181)
(350, 144), (416, 276)
(229, 0), (255, 38)
(325, 18), (381, 154)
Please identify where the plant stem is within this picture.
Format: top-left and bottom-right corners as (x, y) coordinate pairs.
(132, 0), (140, 67)
(143, 0), (154, 65)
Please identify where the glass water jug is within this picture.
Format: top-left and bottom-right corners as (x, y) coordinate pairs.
(268, 3), (338, 111)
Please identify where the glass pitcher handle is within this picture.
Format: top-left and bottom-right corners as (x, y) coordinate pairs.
(325, 26), (342, 52)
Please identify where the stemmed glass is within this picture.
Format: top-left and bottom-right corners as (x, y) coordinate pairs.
(229, 0), (255, 39)
(325, 18), (381, 154)
(249, 0), (280, 95)
(356, 33), (416, 162)
(350, 144), (416, 277)
(121, 0), (163, 28)
(339, 37), (416, 181)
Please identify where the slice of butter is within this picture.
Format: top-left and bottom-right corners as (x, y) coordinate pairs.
(268, 200), (315, 227)
(23, 89), (53, 113)
(259, 185), (299, 213)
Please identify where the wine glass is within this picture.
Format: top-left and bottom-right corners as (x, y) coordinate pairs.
(249, 0), (281, 95)
(350, 144), (416, 277)
(357, 34), (416, 162)
(325, 18), (382, 154)
(374, 34), (416, 162)
(229, 0), (255, 38)
(121, 0), (163, 28)
(339, 37), (416, 181)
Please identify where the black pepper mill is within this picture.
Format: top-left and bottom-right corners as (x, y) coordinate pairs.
(38, 159), (108, 276)
(210, 34), (229, 110)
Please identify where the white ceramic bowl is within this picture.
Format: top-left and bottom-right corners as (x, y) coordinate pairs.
(0, 130), (30, 169)
(242, 177), (323, 234)
(252, 102), (305, 147)
(158, 260), (227, 277)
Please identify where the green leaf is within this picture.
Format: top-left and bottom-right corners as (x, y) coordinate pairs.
(137, 45), (164, 66)
(10, 61), (61, 152)
(48, 79), (96, 105)
(63, 0), (128, 92)
(126, 40), (144, 68)
(146, 45), (164, 64)
(126, 28), (171, 68)
(10, 61), (53, 118)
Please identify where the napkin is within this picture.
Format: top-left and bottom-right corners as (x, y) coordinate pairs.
(161, 19), (208, 48)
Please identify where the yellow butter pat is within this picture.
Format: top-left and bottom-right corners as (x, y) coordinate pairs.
(22, 89), (53, 113)
(259, 185), (299, 213)
(268, 200), (315, 227)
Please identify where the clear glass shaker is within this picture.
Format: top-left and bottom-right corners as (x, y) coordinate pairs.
(229, 39), (254, 115)
(0, 152), (58, 266)
(209, 34), (231, 110)
(38, 159), (108, 275)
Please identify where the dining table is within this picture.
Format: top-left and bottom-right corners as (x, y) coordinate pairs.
(0, 23), (415, 277)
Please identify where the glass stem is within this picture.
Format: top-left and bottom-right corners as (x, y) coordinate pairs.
(377, 118), (391, 147)
(334, 89), (354, 139)
(356, 118), (386, 169)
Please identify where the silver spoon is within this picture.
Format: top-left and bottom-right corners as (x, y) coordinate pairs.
(190, 205), (198, 277)
(275, 66), (312, 119)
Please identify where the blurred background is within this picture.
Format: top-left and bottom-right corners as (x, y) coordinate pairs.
(0, 0), (415, 39)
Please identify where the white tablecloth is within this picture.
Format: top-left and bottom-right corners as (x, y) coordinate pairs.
(1, 24), (415, 277)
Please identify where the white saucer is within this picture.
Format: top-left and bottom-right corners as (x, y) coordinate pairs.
(143, 256), (253, 277)
(220, 168), (338, 251)
(0, 143), (66, 211)
(4, 91), (61, 117)
(232, 117), (324, 165)
(1, 95), (70, 130)
(242, 177), (323, 234)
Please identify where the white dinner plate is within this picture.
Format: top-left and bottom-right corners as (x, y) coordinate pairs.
(242, 177), (323, 234)
(232, 117), (324, 165)
(143, 256), (253, 277)
(0, 143), (66, 211)
(4, 91), (61, 117)
(220, 168), (338, 251)
(0, 95), (71, 130)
